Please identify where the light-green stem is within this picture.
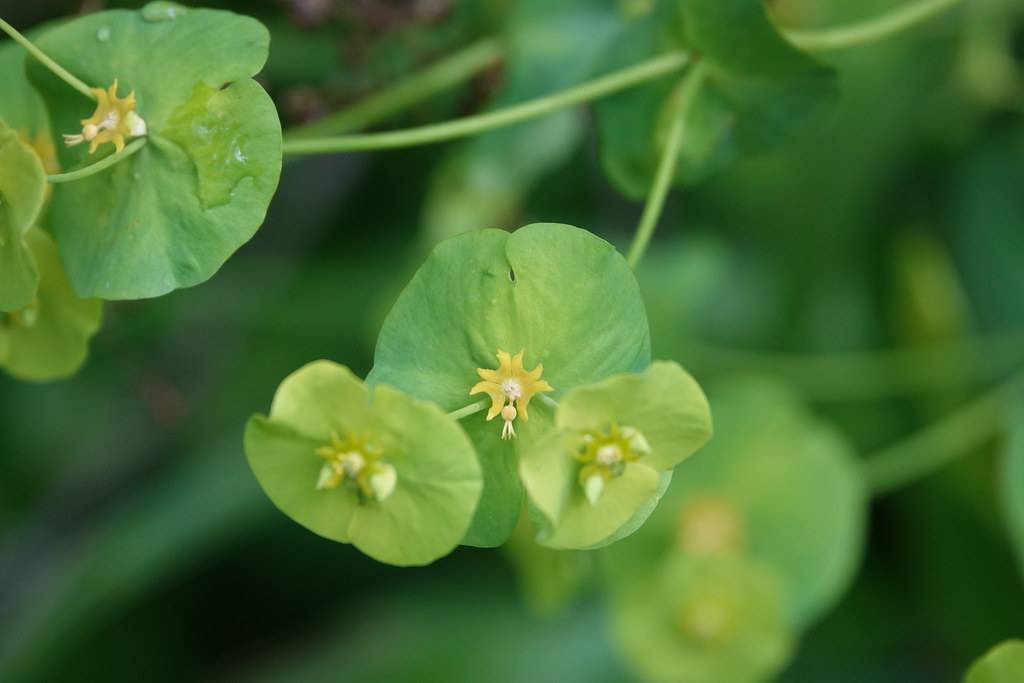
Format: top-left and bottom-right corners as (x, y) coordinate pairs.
(625, 64), (705, 271)
(864, 373), (1023, 496)
(784, 0), (963, 52)
(448, 400), (488, 421)
(47, 138), (146, 183)
(281, 51), (691, 155)
(286, 37), (502, 140)
(0, 17), (94, 100)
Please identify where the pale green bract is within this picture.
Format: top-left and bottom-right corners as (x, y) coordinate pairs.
(609, 553), (794, 683)
(964, 641), (1024, 683)
(27, 2), (282, 300)
(0, 228), (103, 382)
(0, 119), (46, 312)
(367, 223), (651, 548)
(522, 361), (712, 549)
(245, 361), (484, 567)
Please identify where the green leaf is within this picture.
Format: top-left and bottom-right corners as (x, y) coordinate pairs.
(0, 227), (103, 382)
(608, 553), (794, 683)
(594, 0), (836, 197)
(604, 379), (866, 630)
(0, 38), (50, 137)
(28, 3), (282, 300)
(368, 223), (651, 547)
(1000, 396), (1024, 578)
(245, 361), (483, 567)
(0, 119), (46, 311)
(523, 361), (711, 549)
(964, 640), (1024, 683)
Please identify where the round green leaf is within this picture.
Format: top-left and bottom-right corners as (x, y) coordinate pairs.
(964, 640), (1024, 683)
(0, 38), (49, 137)
(368, 223), (651, 547)
(608, 553), (794, 683)
(0, 119), (46, 312)
(594, 0), (836, 197)
(605, 379), (866, 630)
(1, 227), (102, 382)
(245, 361), (484, 567)
(522, 361), (711, 549)
(28, 3), (282, 300)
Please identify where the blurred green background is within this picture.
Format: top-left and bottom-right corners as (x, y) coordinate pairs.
(1, 0), (1023, 681)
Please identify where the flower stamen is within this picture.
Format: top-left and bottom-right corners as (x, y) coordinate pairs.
(314, 431), (396, 502)
(470, 349), (554, 440)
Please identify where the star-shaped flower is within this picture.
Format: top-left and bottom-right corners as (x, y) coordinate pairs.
(63, 80), (147, 154)
(470, 349), (554, 440)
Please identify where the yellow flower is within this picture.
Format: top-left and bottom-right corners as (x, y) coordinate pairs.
(470, 349), (554, 440)
(574, 424), (651, 504)
(63, 80), (147, 154)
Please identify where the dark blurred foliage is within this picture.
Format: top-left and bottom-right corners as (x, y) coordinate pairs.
(1, 0), (1023, 681)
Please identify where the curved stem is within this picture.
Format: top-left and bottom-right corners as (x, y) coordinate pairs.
(864, 374), (1023, 496)
(0, 17), (94, 100)
(784, 0), (962, 52)
(538, 394), (559, 409)
(282, 51), (691, 155)
(286, 38), (503, 140)
(685, 333), (1024, 402)
(448, 400), (488, 421)
(47, 138), (146, 184)
(626, 64), (705, 270)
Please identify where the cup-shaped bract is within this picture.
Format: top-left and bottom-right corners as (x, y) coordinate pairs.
(1, 227), (102, 382)
(594, 0), (836, 197)
(27, 2), (282, 300)
(609, 553), (793, 683)
(0, 119), (46, 312)
(521, 361), (711, 549)
(245, 361), (484, 567)
(368, 223), (651, 548)
(604, 379), (866, 630)
(964, 640), (1024, 683)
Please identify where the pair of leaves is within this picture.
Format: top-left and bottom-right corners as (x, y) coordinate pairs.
(594, 0), (837, 198)
(26, 3), (281, 300)
(245, 361), (483, 566)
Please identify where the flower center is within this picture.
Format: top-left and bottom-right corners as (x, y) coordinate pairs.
(675, 596), (734, 646)
(501, 378), (522, 400)
(677, 496), (745, 556)
(315, 431), (396, 502)
(470, 349), (554, 441)
(573, 424), (651, 504)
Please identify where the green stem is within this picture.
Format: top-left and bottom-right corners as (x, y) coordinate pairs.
(864, 374), (1023, 496)
(0, 17), (94, 100)
(47, 138), (146, 184)
(538, 394), (559, 409)
(448, 400), (488, 421)
(282, 51), (691, 155)
(286, 38), (503, 140)
(626, 64), (705, 270)
(784, 0), (962, 52)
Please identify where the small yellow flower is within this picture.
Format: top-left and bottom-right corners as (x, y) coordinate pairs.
(470, 349), (554, 440)
(315, 431), (396, 502)
(574, 424), (651, 504)
(63, 80), (147, 154)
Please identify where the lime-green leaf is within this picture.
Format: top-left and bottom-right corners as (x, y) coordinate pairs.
(0, 120), (46, 311)
(964, 640), (1024, 683)
(245, 361), (483, 567)
(523, 361), (711, 549)
(0, 38), (50, 137)
(368, 224), (651, 547)
(594, 0), (836, 196)
(605, 379), (866, 630)
(0, 227), (102, 382)
(608, 553), (794, 683)
(28, 3), (282, 300)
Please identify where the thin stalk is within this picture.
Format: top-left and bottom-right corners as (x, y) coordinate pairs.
(47, 138), (146, 183)
(286, 37), (503, 140)
(626, 64), (705, 270)
(282, 51), (691, 155)
(538, 394), (559, 410)
(448, 400), (488, 421)
(784, 0), (962, 52)
(864, 374), (1023, 496)
(0, 17), (94, 100)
